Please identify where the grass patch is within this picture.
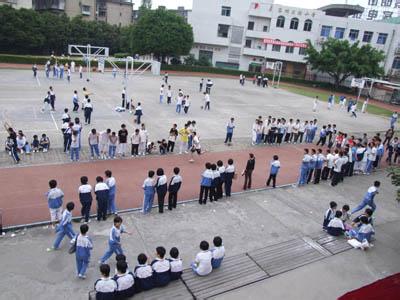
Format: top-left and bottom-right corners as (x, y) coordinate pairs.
(281, 84), (392, 118)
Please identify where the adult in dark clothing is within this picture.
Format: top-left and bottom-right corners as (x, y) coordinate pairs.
(243, 153), (255, 190)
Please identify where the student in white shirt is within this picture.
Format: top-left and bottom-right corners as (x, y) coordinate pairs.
(159, 84), (165, 103)
(151, 246), (171, 287)
(331, 151), (344, 186)
(169, 247), (183, 280)
(203, 92), (210, 110)
(191, 241), (212, 276)
(211, 236), (225, 269)
(99, 129), (111, 160)
(327, 211), (345, 236)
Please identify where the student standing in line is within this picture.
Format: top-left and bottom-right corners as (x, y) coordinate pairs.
(47, 202), (75, 251)
(314, 149), (325, 184)
(225, 159), (235, 197)
(108, 132), (118, 159)
(199, 163), (213, 205)
(216, 160), (225, 199)
(139, 123), (148, 156)
(70, 131), (80, 161)
(95, 176), (109, 221)
(131, 128), (140, 157)
(74, 224), (93, 279)
(84, 98), (93, 125)
(79, 176), (92, 223)
(100, 216), (131, 264)
(142, 170), (155, 214)
(99, 129), (111, 160)
(331, 151), (344, 187)
(266, 155), (280, 188)
(105, 170), (117, 215)
(88, 128), (100, 159)
(298, 149), (311, 186)
(307, 149), (317, 184)
(118, 124), (128, 157)
(243, 153), (255, 190)
(167, 124), (178, 153)
(156, 168), (168, 213)
(168, 167), (182, 210)
(224, 117), (235, 145)
(210, 164), (220, 202)
(46, 179), (64, 228)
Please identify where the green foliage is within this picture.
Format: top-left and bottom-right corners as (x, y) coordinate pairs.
(183, 54), (211, 67)
(0, 6), (123, 55)
(387, 166), (400, 202)
(131, 8), (193, 61)
(197, 56), (212, 67)
(305, 38), (385, 88)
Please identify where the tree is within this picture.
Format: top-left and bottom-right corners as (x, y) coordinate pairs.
(387, 167), (400, 203)
(130, 8), (194, 62)
(305, 38), (385, 88)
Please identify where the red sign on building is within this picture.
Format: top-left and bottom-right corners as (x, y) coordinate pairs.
(263, 38), (308, 48)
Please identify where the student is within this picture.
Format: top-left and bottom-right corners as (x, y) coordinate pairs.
(100, 216), (130, 264)
(352, 208), (374, 228)
(307, 149), (317, 184)
(95, 176), (109, 221)
(114, 261), (135, 299)
(31, 134), (40, 152)
(134, 102), (143, 124)
(331, 151), (344, 187)
(105, 170), (117, 215)
(118, 124), (128, 157)
(323, 201), (337, 230)
(142, 170), (155, 214)
(159, 84), (165, 103)
(62, 122), (73, 153)
(327, 211), (345, 236)
(210, 164), (220, 202)
(121, 87), (126, 108)
(40, 133), (50, 152)
(88, 129), (100, 159)
(168, 167), (182, 210)
(109, 132), (118, 159)
(151, 246), (171, 287)
(216, 160), (225, 199)
(199, 78), (204, 92)
(75, 224), (93, 279)
(199, 163), (213, 205)
(341, 204), (352, 230)
(70, 131), (80, 161)
(134, 253), (154, 292)
(191, 241), (212, 276)
(62, 108), (71, 124)
(166, 86), (172, 104)
(72, 90), (79, 112)
(94, 264), (117, 300)
(167, 124), (178, 153)
(168, 247), (183, 280)
(298, 149), (311, 186)
(266, 155), (281, 188)
(243, 153), (255, 190)
(321, 149), (334, 180)
(178, 124), (189, 154)
(211, 236), (225, 269)
(84, 98), (93, 125)
(184, 95), (190, 114)
(203, 92), (211, 110)
(351, 181), (380, 214)
(347, 216), (375, 243)
(139, 123), (148, 156)
(314, 149), (325, 184)
(47, 201), (75, 251)
(189, 132), (202, 162)
(79, 176), (92, 223)
(99, 129), (111, 160)
(225, 159), (235, 197)
(224, 118), (235, 145)
(155, 168), (168, 213)
(46, 179), (64, 227)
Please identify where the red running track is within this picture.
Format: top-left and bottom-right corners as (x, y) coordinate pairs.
(0, 145), (308, 227)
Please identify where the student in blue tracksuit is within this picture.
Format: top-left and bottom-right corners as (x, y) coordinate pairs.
(142, 170), (155, 214)
(199, 163), (213, 204)
(114, 261), (135, 299)
(374, 139), (384, 169)
(298, 149), (311, 186)
(47, 202), (75, 251)
(151, 246), (171, 287)
(224, 159), (235, 197)
(134, 253), (154, 292)
(95, 264), (117, 300)
(100, 216), (131, 264)
(75, 224), (93, 279)
(168, 247), (183, 280)
(307, 149), (317, 184)
(266, 155), (280, 188)
(313, 149), (325, 184)
(351, 181), (380, 214)
(46, 179), (64, 227)
(224, 117), (235, 144)
(95, 176), (109, 221)
(78, 176), (92, 223)
(211, 236), (225, 269)
(105, 170), (117, 215)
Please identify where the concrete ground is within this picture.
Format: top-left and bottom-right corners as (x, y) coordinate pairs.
(0, 69), (390, 149)
(0, 172), (399, 300)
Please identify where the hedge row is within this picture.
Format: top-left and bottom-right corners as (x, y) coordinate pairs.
(0, 54), (351, 91)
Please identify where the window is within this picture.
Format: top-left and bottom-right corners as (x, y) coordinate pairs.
(349, 29), (359, 41)
(272, 40), (281, 52)
(285, 42), (294, 54)
(276, 16), (285, 28)
(320, 26), (332, 37)
(334, 27), (345, 39)
(263, 25), (268, 32)
(81, 5), (90, 15)
(247, 21), (254, 30)
(290, 18), (299, 30)
(362, 31), (373, 43)
(299, 47), (306, 55)
(221, 6), (231, 16)
(245, 39), (252, 48)
(217, 24), (229, 38)
(199, 50), (213, 64)
(303, 19), (312, 32)
(392, 57), (400, 69)
(377, 33), (388, 45)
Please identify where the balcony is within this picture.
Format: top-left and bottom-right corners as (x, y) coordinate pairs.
(248, 2), (272, 18)
(243, 47), (266, 57)
(245, 30), (269, 39)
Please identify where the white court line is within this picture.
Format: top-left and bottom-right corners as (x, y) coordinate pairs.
(50, 112), (59, 130)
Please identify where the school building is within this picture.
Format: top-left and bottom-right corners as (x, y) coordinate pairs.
(188, 0), (400, 81)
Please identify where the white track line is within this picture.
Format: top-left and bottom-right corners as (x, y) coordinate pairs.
(50, 112), (59, 130)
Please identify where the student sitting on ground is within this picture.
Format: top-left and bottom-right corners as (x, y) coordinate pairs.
(114, 261), (135, 299)
(115, 254), (129, 274)
(211, 236), (225, 269)
(168, 247), (183, 280)
(191, 240), (212, 276)
(39, 133), (50, 152)
(352, 208), (374, 228)
(158, 139), (168, 155)
(31, 135), (40, 152)
(94, 264), (117, 300)
(134, 253), (153, 292)
(347, 216), (375, 243)
(327, 211), (345, 236)
(341, 204), (351, 230)
(323, 201), (337, 230)
(151, 246), (171, 287)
